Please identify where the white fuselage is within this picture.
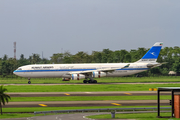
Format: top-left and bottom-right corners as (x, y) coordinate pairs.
(13, 62), (151, 79)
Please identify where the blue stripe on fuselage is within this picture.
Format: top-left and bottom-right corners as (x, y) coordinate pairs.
(14, 68), (149, 73)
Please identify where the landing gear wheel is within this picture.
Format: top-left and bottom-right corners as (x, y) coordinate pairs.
(88, 80), (92, 83)
(28, 78), (31, 84)
(93, 80), (97, 83)
(83, 80), (87, 83)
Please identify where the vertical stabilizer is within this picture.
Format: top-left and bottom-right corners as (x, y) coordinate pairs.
(136, 42), (163, 63)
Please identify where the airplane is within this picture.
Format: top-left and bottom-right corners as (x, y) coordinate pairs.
(13, 42), (164, 84)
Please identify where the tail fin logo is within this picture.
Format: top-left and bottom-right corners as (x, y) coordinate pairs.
(150, 52), (156, 56)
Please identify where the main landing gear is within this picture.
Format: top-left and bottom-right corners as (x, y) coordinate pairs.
(83, 79), (97, 83)
(28, 78), (31, 84)
(83, 75), (98, 84)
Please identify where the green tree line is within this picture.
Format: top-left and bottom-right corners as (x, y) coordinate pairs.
(0, 46), (180, 77)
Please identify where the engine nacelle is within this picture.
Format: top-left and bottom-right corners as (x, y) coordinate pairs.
(92, 71), (106, 78)
(71, 74), (85, 80)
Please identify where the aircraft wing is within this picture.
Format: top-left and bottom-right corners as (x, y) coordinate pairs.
(147, 62), (167, 68)
(67, 64), (130, 75)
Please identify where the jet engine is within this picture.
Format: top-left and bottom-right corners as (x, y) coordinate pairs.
(71, 74), (85, 80)
(92, 71), (106, 78)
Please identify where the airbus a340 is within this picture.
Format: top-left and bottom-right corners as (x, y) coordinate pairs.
(13, 42), (164, 84)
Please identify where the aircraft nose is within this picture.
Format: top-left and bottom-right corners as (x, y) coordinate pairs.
(13, 70), (17, 75)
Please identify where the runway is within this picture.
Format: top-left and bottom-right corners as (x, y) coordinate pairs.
(5, 100), (169, 108)
(5, 91), (171, 108)
(7, 91), (171, 97)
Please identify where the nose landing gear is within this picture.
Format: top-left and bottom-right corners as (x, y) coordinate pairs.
(28, 78), (31, 84)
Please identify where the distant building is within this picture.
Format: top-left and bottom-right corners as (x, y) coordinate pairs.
(169, 71), (180, 76)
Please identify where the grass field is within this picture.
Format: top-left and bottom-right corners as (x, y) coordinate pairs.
(0, 76), (180, 84)
(3, 83), (180, 92)
(87, 112), (176, 120)
(0, 76), (178, 119)
(0, 113), (35, 119)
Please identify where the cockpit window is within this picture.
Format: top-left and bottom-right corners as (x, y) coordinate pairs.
(17, 68), (22, 70)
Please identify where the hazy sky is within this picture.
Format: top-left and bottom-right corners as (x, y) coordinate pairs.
(0, 0), (180, 59)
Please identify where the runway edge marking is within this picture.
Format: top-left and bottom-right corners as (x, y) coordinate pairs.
(111, 103), (122, 106)
(39, 104), (47, 107)
(124, 93), (132, 95)
(64, 93), (70, 95)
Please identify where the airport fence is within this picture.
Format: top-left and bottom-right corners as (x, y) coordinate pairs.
(34, 107), (171, 115)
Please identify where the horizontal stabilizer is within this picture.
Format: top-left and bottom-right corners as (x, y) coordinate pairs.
(147, 62), (167, 68)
